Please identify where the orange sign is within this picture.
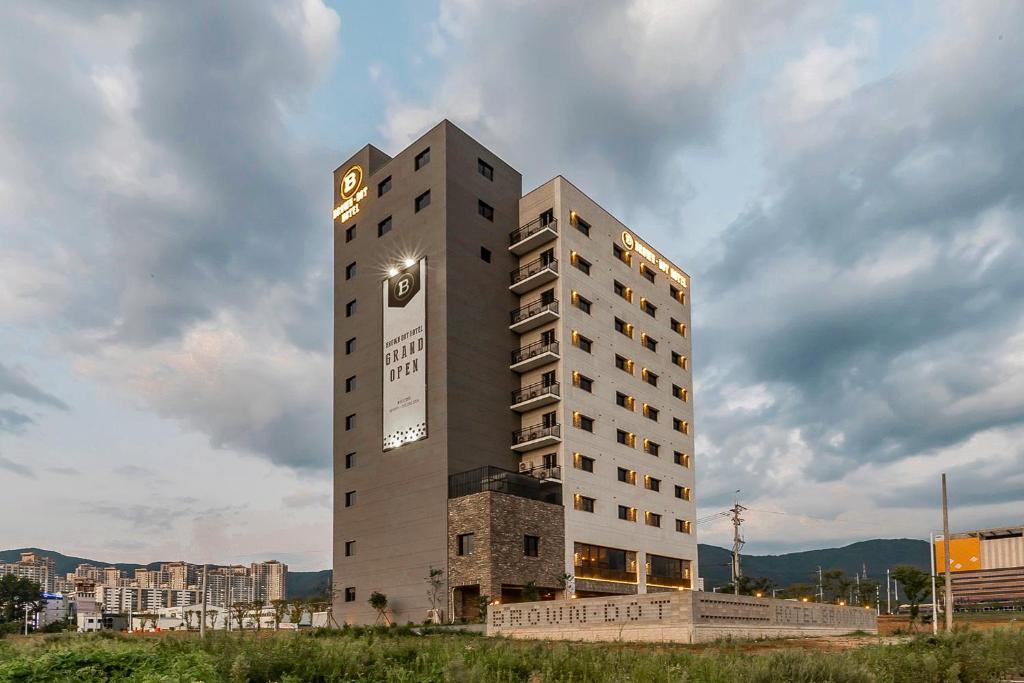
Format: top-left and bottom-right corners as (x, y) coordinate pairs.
(934, 536), (981, 573)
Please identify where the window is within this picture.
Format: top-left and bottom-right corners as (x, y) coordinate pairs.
(673, 418), (690, 435)
(613, 242), (631, 265)
(414, 147), (430, 170)
(670, 285), (686, 304)
(575, 373), (593, 392)
(415, 190), (431, 212)
(540, 208), (555, 226)
(542, 452), (557, 468)
(645, 476), (661, 492)
(615, 392), (633, 410)
(478, 199), (494, 221)
(574, 453), (594, 472)
(574, 294), (592, 314)
(378, 176), (391, 197)
(617, 467), (635, 485)
(673, 384), (688, 402)
(675, 485), (691, 501)
(542, 411), (557, 427)
(616, 429), (634, 447)
(671, 318), (686, 336)
(345, 262), (356, 280)
(345, 225), (356, 242)
(640, 265), (656, 283)
(574, 215), (591, 236)
(643, 369), (659, 387)
(575, 413), (594, 432)
(541, 329), (556, 345)
(644, 405), (659, 421)
(344, 540), (355, 557)
(641, 299), (657, 317)
(344, 414), (356, 431)
(345, 337), (356, 355)
(614, 317), (632, 338)
(573, 254), (591, 275)
(645, 512), (662, 527)
(541, 370), (556, 387)
(378, 216), (392, 237)
(674, 451), (691, 468)
(574, 494), (595, 513)
(345, 299), (356, 317)
(618, 505), (637, 522)
(345, 375), (356, 393)
(480, 247), (491, 263)
(676, 519), (692, 534)
(645, 440), (661, 457)
(524, 535), (540, 557)
(643, 335), (658, 352)
(344, 452), (355, 469)
(672, 351), (688, 369)
(575, 333), (592, 353)
(478, 158), (493, 180)
(613, 280), (632, 302)
(344, 587), (356, 602)
(344, 491), (356, 507)
(615, 355), (633, 374)
(457, 533), (474, 556)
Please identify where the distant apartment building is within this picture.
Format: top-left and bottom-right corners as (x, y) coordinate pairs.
(0, 551), (56, 592)
(251, 560), (288, 603)
(97, 585), (203, 613)
(935, 524), (1024, 606)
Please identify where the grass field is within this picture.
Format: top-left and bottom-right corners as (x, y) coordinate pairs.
(1, 626), (1023, 682)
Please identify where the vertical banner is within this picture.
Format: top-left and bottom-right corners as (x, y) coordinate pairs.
(382, 258), (427, 450)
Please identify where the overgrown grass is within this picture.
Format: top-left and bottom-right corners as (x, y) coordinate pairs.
(0, 626), (1021, 682)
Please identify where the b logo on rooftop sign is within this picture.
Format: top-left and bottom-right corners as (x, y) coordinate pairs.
(334, 164), (368, 222)
(620, 230), (688, 288)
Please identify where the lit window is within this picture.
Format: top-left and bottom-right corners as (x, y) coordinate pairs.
(575, 373), (594, 393)
(573, 254), (591, 275)
(575, 333), (593, 353)
(575, 294), (592, 314)
(640, 265), (656, 283)
(613, 243), (631, 265)
(673, 418), (690, 435)
(645, 512), (662, 527)
(615, 355), (634, 374)
(644, 405), (659, 422)
(670, 285), (686, 304)
(643, 369), (659, 387)
(614, 318), (632, 338)
(575, 413), (594, 432)
(574, 495), (595, 513)
(616, 429), (634, 447)
(573, 453), (594, 472)
(671, 318), (686, 336)
(674, 485), (691, 501)
(615, 392), (633, 410)
(673, 384), (688, 402)
(644, 440), (661, 457)
(618, 505), (637, 522)
(674, 451), (691, 468)
(672, 351), (688, 369)
(676, 519), (692, 534)
(574, 215), (591, 236)
(643, 334), (658, 352)
(645, 476), (661, 492)
(641, 299), (657, 317)
(617, 467), (636, 485)
(614, 280), (632, 302)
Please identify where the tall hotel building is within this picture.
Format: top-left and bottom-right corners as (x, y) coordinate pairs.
(333, 121), (696, 624)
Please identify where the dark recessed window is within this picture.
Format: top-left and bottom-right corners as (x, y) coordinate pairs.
(644, 370), (659, 387)
(642, 300), (657, 317)
(673, 384), (687, 401)
(344, 587), (356, 602)
(344, 414), (356, 431)
(378, 176), (392, 197)
(670, 285), (686, 304)
(646, 512), (662, 528)
(378, 216), (392, 237)
(574, 255), (591, 275)
(614, 318), (632, 338)
(457, 533), (474, 556)
(674, 451), (691, 468)
(673, 418), (689, 434)
(618, 505), (636, 522)
(675, 485), (691, 501)
(671, 318), (686, 336)
(480, 247), (491, 263)
(345, 300), (356, 317)
(345, 376), (356, 393)
(646, 477), (661, 492)
(344, 491), (356, 507)
(345, 452), (355, 469)
(540, 208), (555, 226)
(576, 334), (592, 353)
(615, 392), (631, 410)
(575, 216), (591, 236)
(344, 540), (355, 557)
(672, 351), (688, 369)
(345, 225), (356, 242)
(524, 535), (540, 557)
(345, 262), (356, 280)
(614, 280), (631, 301)
(577, 414), (594, 432)
(615, 355), (632, 373)
(645, 405), (660, 422)
(613, 243), (631, 265)
(478, 200), (494, 221)
(345, 337), (356, 355)
(576, 374), (593, 392)
(415, 190), (431, 212)
(415, 148), (430, 170)
(645, 441), (661, 457)
(478, 158), (494, 180)
(616, 429), (632, 446)
(574, 454), (594, 472)
(676, 519), (692, 534)
(575, 495), (595, 513)
(641, 265), (656, 283)
(643, 335), (658, 352)
(617, 467), (634, 484)
(575, 294), (592, 314)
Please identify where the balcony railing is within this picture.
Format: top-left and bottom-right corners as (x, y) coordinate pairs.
(646, 575), (691, 589)
(448, 465), (562, 504)
(509, 216), (558, 246)
(512, 423), (561, 445)
(510, 257), (558, 286)
(510, 298), (559, 325)
(511, 381), (560, 405)
(574, 566), (638, 583)
(511, 339), (559, 366)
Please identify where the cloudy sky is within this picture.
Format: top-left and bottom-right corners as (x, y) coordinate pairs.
(1, 1), (1022, 571)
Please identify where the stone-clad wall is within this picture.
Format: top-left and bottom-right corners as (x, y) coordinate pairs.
(487, 591), (876, 642)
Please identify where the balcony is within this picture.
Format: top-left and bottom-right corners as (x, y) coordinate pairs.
(512, 423), (562, 452)
(510, 298), (559, 333)
(449, 466), (562, 505)
(510, 339), (560, 373)
(509, 217), (558, 255)
(510, 380), (561, 412)
(509, 257), (559, 294)
(519, 464), (562, 483)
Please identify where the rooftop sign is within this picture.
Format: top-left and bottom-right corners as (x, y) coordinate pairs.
(333, 165), (368, 222)
(621, 230), (688, 288)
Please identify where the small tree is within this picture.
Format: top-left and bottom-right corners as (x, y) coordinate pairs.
(288, 600), (306, 627)
(368, 591), (390, 626)
(230, 602), (248, 630)
(425, 566), (443, 622)
(556, 573), (573, 598)
(475, 594), (490, 623)
(522, 581), (540, 602)
(207, 609), (219, 630)
(249, 600), (265, 631)
(183, 609), (194, 631)
(270, 599), (288, 629)
(892, 565), (931, 627)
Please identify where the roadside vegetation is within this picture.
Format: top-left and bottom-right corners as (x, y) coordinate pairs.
(1, 626), (1023, 682)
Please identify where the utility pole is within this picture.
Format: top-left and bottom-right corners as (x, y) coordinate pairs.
(200, 564), (208, 638)
(886, 568), (891, 614)
(930, 531), (939, 635)
(817, 566), (824, 602)
(941, 473), (953, 633)
(729, 497), (747, 590)
(875, 584), (880, 616)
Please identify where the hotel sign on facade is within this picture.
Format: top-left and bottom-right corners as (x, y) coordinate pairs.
(382, 258), (428, 450)
(334, 165), (368, 222)
(621, 230), (688, 288)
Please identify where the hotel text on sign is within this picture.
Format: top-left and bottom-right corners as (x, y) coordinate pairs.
(621, 230), (688, 288)
(334, 165), (368, 222)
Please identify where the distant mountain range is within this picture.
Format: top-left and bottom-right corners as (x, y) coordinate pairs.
(0, 548), (332, 600)
(4, 539), (929, 596)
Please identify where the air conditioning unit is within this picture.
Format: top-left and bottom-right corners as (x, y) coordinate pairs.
(519, 462), (530, 472)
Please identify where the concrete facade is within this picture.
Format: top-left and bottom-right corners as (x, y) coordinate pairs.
(488, 592), (877, 643)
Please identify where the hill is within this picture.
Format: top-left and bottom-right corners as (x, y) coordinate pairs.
(0, 548), (332, 600)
